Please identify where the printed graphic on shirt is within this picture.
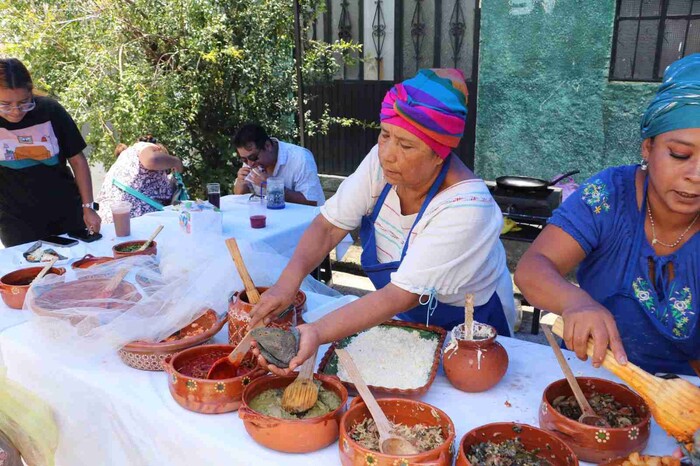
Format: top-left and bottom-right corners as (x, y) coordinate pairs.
(0, 122), (60, 169)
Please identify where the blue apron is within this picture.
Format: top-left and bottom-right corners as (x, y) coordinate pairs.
(601, 177), (699, 375)
(359, 155), (511, 335)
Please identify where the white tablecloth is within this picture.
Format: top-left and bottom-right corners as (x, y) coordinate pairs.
(0, 293), (692, 466)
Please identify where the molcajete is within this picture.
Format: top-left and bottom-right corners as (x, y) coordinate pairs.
(457, 422), (578, 466)
(239, 373), (348, 453)
(539, 377), (651, 464)
(442, 322), (508, 392)
(163, 344), (266, 414)
(0, 266), (65, 309)
(228, 286), (306, 346)
(339, 397), (455, 466)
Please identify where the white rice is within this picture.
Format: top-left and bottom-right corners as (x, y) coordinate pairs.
(336, 326), (438, 389)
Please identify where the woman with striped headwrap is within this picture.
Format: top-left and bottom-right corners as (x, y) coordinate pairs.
(249, 69), (515, 374)
(516, 54), (700, 376)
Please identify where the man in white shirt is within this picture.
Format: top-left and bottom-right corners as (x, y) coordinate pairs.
(232, 123), (325, 206)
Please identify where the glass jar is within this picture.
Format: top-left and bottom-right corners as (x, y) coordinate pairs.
(266, 177), (285, 209)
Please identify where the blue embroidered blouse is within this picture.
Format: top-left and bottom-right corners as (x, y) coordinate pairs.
(549, 165), (699, 375)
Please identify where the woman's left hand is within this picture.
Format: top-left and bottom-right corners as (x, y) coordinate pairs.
(83, 208), (102, 234)
(252, 323), (321, 376)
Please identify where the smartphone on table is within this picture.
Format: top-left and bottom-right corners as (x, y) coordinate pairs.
(68, 229), (103, 243)
(41, 235), (79, 248)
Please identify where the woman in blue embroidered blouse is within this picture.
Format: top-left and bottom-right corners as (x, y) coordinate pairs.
(515, 54), (700, 376)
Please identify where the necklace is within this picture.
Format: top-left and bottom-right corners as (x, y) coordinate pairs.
(647, 201), (700, 248)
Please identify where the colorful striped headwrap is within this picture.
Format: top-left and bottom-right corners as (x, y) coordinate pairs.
(641, 53), (700, 139)
(380, 68), (468, 159)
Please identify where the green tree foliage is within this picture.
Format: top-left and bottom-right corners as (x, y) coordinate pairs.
(1, 0), (360, 196)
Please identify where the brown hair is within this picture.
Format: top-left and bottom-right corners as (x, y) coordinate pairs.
(114, 143), (129, 158)
(0, 58), (33, 92)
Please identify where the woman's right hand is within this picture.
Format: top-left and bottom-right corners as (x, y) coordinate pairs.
(248, 281), (298, 329)
(561, 303), (628, 368)
(252, 323), (321, 376)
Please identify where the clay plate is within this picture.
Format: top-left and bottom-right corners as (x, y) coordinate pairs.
(318, 319), (447, 398)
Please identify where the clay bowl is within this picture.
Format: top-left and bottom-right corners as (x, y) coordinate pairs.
(456, 422), (579, 466)
(228, 286), (307, 346)
(599, 456), (681, 466)
(71, 254), (115, 269)
(539, 377), (651, 464)
(0, 266), (65, 309)
(239, 373), (348, 453)
(0, 429), (22, 466)
(339, 397), (455, 466)
(163, 344), (266, 414)
(118, 309), (226, 371)
(112, 240), (158, 259)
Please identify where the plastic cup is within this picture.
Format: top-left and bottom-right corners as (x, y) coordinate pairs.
(111, 201), (132, 237)
(248, 198), (267, 229)
(207, 183), (221, 208)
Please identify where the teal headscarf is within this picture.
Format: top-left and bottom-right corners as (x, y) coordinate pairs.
(640, 53), (700, 139)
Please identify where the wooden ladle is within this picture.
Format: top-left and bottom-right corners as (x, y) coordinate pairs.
(551, 316), (700, 443)
(541, 324), (609, 427)
(207, 238), (262, 380)
(335, 348), (419, 456)
(31, 256), (58, 287)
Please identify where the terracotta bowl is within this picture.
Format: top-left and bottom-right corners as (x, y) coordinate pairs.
(539, 377), (651, 464)
(118, 309), (226, 371)
(228, 286), (307, 347)
(339, 397), (456, 466)
(0, 429), (22, 466)
(112, 240), (158, 258)
(456, 422), (579, 466)
(163, 344), (266, 414)
(599, 456), (682, 466)
(71, 254), (114, 269)
(239, 373), (348, 453)
(0, 266), (65, 309)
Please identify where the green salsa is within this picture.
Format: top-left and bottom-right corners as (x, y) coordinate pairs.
(249, 384), (341, 419)
(116, 243), (145, 253)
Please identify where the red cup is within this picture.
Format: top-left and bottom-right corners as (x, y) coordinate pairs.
(250, 215), (266, 229)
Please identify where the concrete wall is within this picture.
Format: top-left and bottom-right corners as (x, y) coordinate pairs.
(475, 0), (658, 181)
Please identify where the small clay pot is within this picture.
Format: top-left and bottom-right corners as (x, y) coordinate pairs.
(442, 322), (509, 392)
(163, 344), (266, 414)
(539, 377), (651, 464)
(0, 266), (66, 309)
(119, 310), (226, 371)
(71, 254), (114, 269)
(227, 286), (307, 347)
(239, 373), (348, 453)
(339, 397), (455, 466)
(112, 240), (158, 258)
(456, 422), (579, 466)
(0, 429), (22, 466)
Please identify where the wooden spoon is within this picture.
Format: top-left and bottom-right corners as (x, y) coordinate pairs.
(137, 224), (164, 252)
(31, 256), (58, 287)
(551, 316), (700, 443)
(464, 293), (474, 340)
(207, 238), (261, 379)
(335, 349), (419, 456)
(281, 349), (319, 414)
(541, 324), (609, 427)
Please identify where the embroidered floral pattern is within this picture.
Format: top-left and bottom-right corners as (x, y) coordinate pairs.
(633, 277), (694, 338)
(595, 429), (610, 443)
(628, 426), (640, 440)
(581, 179), (611, 214)
(669, 286), (693, 337)
(633, 277), (659, 319)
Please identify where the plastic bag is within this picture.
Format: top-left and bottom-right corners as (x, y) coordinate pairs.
(0, 367), (58, 466)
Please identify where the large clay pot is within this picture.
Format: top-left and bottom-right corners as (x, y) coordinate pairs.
(163, 344), (266, 414)
(339, 397), (455, 466)
(456, 422), (578, 466)
(539, 377), (651, 464)
(112, 240), (158, 258)
(227, 286), (306, 347)
(71, 254), (114, 269)
(442, 322), (508, 392)
(0, 266), (65, 309)
(239, 373), (348, 453)
(119, 310), (226, 371)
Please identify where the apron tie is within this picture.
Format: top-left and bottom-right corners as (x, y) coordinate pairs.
(418, 288), (439, 326)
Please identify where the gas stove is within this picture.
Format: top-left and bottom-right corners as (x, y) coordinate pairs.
(485, 181), (563, 242)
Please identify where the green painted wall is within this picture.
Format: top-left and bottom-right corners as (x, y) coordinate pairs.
(475, 0), (658, 182)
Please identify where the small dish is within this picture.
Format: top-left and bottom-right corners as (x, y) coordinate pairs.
(112, 240), (157, 258)
(318, 320), (447, 398)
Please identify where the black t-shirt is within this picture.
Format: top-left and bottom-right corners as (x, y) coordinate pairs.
(0, 96), (87, 244)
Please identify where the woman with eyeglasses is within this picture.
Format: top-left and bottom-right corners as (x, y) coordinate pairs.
(0, 58), (101, 247)
(515, 54), (700, 376)
(248, 69), (516, 375)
